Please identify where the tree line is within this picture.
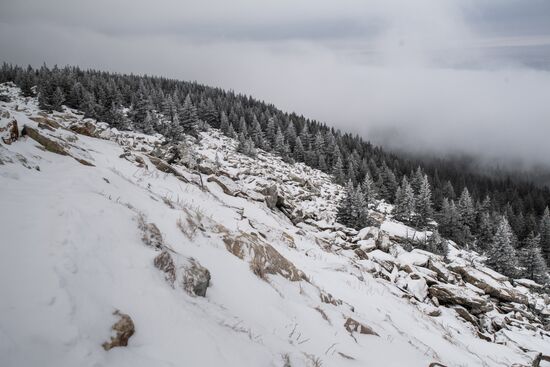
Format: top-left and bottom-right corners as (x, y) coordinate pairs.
(1, 63), (548, 283)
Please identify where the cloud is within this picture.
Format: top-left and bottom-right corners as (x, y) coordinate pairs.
(1, 0), (550, 167)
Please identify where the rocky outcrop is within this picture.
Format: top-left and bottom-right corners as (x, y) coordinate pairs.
(429, 283), (492, 314)
(450, 265), (528, 305)
(22, 125), (68, 155)
(148, 156), (189, 182)
(223, 233), (306, 282)
(207, 175), (241, 196)
(69, 121), (97, 137)
(102, 310), (135, 351)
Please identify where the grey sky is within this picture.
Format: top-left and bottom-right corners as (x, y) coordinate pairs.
(1, 0), (550, 166)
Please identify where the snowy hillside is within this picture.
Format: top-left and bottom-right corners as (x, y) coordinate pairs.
(1, 83), (549, 367)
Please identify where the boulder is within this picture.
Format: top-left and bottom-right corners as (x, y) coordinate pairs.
(375, 231), (392, 252)
(22, 126), (68, 155)
(344, 317), (379, 336)
(148, 156), (189, 182)
(259, 184), (279, 209)
(450, 265), (528, 305)
(102, 310), (135, 351)
(208, 175), (241, 196)
(183, 258), (211, 297)
(69, 121), (97, 137)
(1, 119), (18, 144)
(428, 283), (492, 314)
(154, 250), (176, 285)
(154, 249), (211, 297)
(223, 233), (306, 282)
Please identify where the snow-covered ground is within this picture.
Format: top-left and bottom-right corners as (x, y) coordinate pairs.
(1, 83), (549, 367)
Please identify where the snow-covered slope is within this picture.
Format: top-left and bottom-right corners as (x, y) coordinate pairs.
(1, 83), (549, 367)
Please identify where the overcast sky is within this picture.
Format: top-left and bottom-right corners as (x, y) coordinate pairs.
(1, 0), (550, 167)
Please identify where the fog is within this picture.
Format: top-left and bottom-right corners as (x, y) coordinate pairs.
(1, 0), (550, 167)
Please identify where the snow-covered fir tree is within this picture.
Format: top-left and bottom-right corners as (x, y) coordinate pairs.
(518, 232), (548, 284)
(486, 217), (519, 278)
(394, 176), (415, 222)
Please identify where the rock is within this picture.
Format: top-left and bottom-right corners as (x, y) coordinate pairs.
(29, 116), (61, 129)
(22, 125), (68, 155)
(320, 291), (343, 306)
(183, 258), (211, 297)
(397, 251), (429, 268)
(356, 239), (377, 252)
(428, 260), (456, 283)
(223, 233), (306, 282)
(154, 249), (210, 297)
(154, 250), (176, 285)
(138, 216), (164, 249)
(452, 306), (479, 327)
(208, 175), (241, 196)
(148, 156), (189, 182)
(1, 119), (19, 144)
(406, 276), (428, 302)
(102, 310), (135, 351)
(375, 231), (391, 252)
(450, 265), (528, 305)
(428, 283), (492, 314)
(514, 278), (544, 290)
(344, 317), (379, 336)
(69, 121), (97, 137)
(353, 227), (377, 242)
(423, 305), (441, 317)
(259, 184), (279, 209)
(368, 249), (396, 273)
(197, 161), (217, 175)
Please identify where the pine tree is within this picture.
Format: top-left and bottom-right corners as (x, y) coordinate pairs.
(293, 136), (305, 162)
(415, 174), (433, 227)
(51, 86), (65, 112)
(394, 176), (415, 222)
(518, 232), (548, 284)
(426, 229), (448, 256)
(179, 94), (199, 137)
(362, 171), (377, 208)
(332, 154), (345, 184)
(284, 121), (297, 150)
(486, 217), (519, 277)
(540, 206), (550, 264)
(274, 127), (286, 156)
(337, 180), (355, 227)
(250, 116), (264, 148)
(220, 111), (230, 134)
(336, 181), (369, 229)
(457, 188), (475, 228)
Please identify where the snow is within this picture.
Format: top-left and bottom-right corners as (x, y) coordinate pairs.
(0, 84), (548, 367)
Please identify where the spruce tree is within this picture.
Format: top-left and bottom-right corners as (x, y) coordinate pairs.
(457, 188), (475, 228)
(293, 136), (305, 162)
(362, 171), (377, 208)
(220, 111), (230, 134)
(394, 176), (415, 222)
(518, 232), (548, 284)
(179, 94), (199, 137)
(486, 217), (519, 277)
(415, 174), (433, 227)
